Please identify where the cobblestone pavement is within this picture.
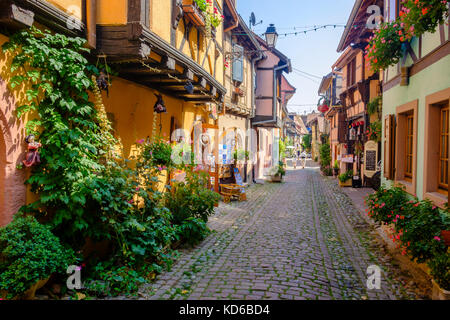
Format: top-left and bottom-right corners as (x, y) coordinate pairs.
(138, 167), (419, 300)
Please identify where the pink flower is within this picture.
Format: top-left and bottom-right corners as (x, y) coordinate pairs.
(136, 139), (145, 144)
(128, 199), (134, 204)
(434, 236), (441, 241)
(432, 206), (437, 210)
(135, 187), (140, 191)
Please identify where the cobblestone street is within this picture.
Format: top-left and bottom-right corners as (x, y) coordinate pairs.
(139, 166), (419, 300)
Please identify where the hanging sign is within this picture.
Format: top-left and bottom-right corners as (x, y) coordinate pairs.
(364, 140), (378, 178)
(341, 154), (354, 163)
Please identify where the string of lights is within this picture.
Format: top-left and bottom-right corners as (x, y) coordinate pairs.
(234, 22), (370, 39)
(292, 68), (323, 80)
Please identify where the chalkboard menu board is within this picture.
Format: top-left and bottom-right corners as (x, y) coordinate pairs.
(364, 140), (378, 178)
(365, 150), (377, 171)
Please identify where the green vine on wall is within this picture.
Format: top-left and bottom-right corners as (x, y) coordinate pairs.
(2, 27), (115, 240)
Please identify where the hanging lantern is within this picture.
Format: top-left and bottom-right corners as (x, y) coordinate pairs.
(184, 81), (194, 94)
(153, 94), (167, 113)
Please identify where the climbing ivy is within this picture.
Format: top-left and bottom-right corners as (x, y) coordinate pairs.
(2, 27), (113, 242)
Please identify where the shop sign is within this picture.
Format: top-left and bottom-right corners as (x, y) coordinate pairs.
(364, 140), (378, 178)
(341, 154), (354, 163)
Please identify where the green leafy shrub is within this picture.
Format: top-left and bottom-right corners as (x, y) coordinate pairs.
(338, 170), (353, 183)
(319, 142), (331, 170)
(0, 216), (75, 299)
(366, 186), (450, 288)
(166, 170), (220, 225)
(83, 261), (147, 297)
(366, 185), (410, 224)
(302, 134), (312, 152)
(175, 217), (210, 246)
(367, 96), (381, 116)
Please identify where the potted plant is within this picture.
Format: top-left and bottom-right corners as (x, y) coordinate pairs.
(270, 161), (285, 182)
(0, 216), (75, 300)
(333, 160), (340, 176)
(338, 170), (353, 187)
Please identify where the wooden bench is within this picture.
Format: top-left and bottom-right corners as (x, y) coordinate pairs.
(219, 184), (246, 203)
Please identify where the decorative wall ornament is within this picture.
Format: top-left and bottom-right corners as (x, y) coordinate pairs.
(172, 0), (184, 29)
(23, 134), (41, 168)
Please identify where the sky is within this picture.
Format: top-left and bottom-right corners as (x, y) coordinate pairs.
(237, 0), (356, 115)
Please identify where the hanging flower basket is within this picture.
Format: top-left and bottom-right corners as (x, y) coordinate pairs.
(182, 0), (205, 27)
(365, 21), (406, 72)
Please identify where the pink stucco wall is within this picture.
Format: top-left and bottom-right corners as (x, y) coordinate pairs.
(0, 77), (27, 226)
(255, 51), (280, 117)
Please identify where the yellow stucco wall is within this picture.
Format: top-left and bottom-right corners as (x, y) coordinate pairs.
(101, 77), (185, 159)
(96, 0), (127, 25)
(46, 0), (83, 19)
(151, 0), (172, 42)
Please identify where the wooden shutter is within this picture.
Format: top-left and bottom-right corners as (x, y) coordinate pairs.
(384, 114), (395, 179)
(232, 44), (244, 83)
(338, 111), (346, 143)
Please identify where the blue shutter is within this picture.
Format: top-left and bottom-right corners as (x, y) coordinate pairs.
(232, 44), (244, 83)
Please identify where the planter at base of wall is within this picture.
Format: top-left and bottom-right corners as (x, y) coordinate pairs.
(339, 179), (352, 187)
(0, 277), (50, 300)
(432, 279), (450, 300)
(271, 174), (283, 183)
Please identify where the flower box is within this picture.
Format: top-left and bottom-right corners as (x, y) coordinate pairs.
(432, 279), (450, 300)
(339, 179), (352, 187)
(182, 0), (205, 27)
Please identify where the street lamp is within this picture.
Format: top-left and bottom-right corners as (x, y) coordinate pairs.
(264, 24), (278, 48)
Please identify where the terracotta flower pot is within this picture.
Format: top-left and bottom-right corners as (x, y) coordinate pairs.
(1, 277), (50, 300)
(339, 179), (352, 187)
(432, 279), (450, 300)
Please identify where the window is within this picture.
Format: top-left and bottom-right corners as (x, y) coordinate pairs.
(232, 44), (244, 83)
(387, 0), (400, 22)
(424, 88), (450, 207)
(346, 58), (356, 87)
(405, 113), (414, 180)
(439, 105), (449, 192)
(395, 100), (418, 195)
